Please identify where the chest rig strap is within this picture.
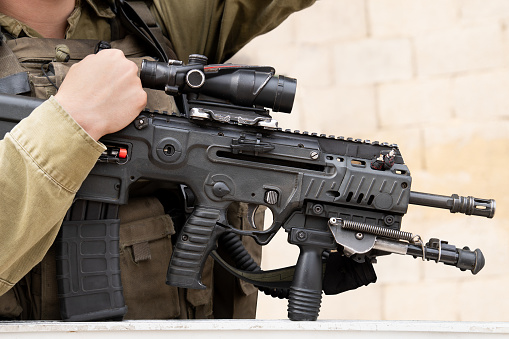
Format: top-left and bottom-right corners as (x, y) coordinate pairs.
(0, 31), (31, 95)
(0, 0), (176, 96)
(114, 0), (176, 63)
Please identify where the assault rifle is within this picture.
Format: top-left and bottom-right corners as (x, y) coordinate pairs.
(0, 55), (495, 321)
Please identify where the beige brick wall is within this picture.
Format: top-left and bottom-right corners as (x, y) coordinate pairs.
(229, 0), (509, 321)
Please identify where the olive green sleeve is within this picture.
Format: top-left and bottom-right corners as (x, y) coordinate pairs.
(150, 0), (316, 63)
(0, 97), (105, 296)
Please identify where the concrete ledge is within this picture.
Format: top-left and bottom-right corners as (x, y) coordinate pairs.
(1, 320), (509, 338)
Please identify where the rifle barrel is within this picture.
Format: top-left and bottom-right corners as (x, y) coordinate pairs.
(409, 191), (495, 218)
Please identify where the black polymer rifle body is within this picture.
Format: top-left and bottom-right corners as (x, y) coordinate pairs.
(0, 56), (495, 321)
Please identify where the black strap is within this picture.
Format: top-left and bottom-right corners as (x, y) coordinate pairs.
(210, 250), (295, 289)
(0, 30), (31, 94)
(0, 72), (31, 95)
(114, 0), (169, 62)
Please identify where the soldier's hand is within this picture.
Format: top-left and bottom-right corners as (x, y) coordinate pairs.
(54, 49), (147, 141)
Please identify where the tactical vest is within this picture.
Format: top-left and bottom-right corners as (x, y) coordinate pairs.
(0, 1), (260, 320)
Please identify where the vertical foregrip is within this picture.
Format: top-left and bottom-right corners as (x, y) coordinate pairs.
(167, 206), (223, 289)
(288, 246), (324, 321)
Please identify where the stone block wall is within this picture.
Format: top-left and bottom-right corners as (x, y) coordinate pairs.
(229, 0), (509, 321)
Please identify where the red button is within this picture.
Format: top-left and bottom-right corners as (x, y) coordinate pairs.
(118, 148), (128, 159)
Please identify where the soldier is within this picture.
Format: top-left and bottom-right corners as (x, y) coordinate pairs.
(0, 0), (315, 320)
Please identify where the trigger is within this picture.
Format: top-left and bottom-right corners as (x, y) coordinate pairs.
(246, 203), (259, 229)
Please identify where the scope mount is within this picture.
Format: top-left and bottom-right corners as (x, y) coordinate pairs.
(182, 95), (279, 129)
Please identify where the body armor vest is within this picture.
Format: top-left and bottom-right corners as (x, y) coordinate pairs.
(0, 1), (261, 320)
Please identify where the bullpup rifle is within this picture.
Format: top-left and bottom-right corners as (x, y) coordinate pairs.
(0, 54), (495, 321)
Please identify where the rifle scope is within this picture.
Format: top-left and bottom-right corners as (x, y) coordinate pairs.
(140, 57), (296, 113)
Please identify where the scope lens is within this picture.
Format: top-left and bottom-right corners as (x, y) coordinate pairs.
(140, 60), (171, 90)
(256, 75), (296, 113)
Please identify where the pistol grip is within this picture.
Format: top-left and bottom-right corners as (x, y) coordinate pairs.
(166, 206), (224, 289)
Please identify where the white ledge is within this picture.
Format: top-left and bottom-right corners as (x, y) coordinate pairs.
(1, 320), (509, 338)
